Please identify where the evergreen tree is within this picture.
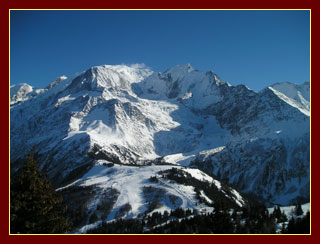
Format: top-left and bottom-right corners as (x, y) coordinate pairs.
(272, 206), (282, 219)
(295, 204), (303, 216)
(10, 148), (70, 234)
(284, 211), (310, 234)
(272, 205), (287, 223)
(211, 205), (234, 234)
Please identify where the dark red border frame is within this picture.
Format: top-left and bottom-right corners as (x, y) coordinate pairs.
(3, 2), (317, 243)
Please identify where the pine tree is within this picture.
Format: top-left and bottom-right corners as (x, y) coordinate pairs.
(295, 204), (303, 216)
(272, 205), (282, 219)
(272, 205), (287, 223)
(10, 148), (70, 234)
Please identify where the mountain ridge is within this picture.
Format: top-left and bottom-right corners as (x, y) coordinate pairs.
(10, 64), (310, 208)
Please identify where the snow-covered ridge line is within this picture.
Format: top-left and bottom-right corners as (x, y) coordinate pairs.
(268, 86), (310, 116)
(10, 63), (310, 208)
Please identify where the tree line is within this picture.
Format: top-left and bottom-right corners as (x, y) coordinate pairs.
(87, 203), (309, 234)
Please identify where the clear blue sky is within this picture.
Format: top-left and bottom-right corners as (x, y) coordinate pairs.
(10, 10), (310, 91)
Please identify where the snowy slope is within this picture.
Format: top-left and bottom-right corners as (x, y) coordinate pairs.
(57, 161), (246, 233)
(47, 75), (68, 89)
(10, 83), (46, 105)
(10, 64), (229, 185)
(136, 64), (225, 109)
(10, 63), (310, 207)
(191, 134), (310, 206)
(269, 82), (310, 116)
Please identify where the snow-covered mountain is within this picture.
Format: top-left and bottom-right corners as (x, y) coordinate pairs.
(10, 64), (310, 212)
(10, 83), (46, 105)
(57, 160), (246, 233)
(10, 76), (69, 105)
(269, 82), (310, 116)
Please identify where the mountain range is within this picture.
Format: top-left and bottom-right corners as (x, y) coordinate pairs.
(10, 64), (310, 232)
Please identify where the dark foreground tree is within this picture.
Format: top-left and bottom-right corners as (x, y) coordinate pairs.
(284, 211), (310, 234)
(10, 148), (70, 234)
(295, 204), (303, 216)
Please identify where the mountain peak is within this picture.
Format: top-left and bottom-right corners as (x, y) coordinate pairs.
(66, 64), (153, 92)
(10, 83), (47, 105)
(268, 81), (310, 116)
(47, 75), (68, 89)
(164, 63), (195, 75)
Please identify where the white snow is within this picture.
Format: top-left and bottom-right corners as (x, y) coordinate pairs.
(269, 85), (310, 116)
(200, 190), (213, 204)
(181, 168), (222, 190)
(163, 153), (196, 166)
(182, 168), (214, 183)
(55, 95), (76, 107)
(10, 63), (310, 218)
(138, 64), (224, 109)
(230, 189), (245, 207)
(80, 163), (199, 220)
(59, 160), (246, 233)
(48, 75), (68, 89)
(182, 92), (193, 100)
(91, 64), (153, 89)
(199, 146), (226, 160)
(10, 83), (34, 104)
